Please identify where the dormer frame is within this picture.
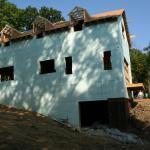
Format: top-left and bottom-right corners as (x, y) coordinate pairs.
(33, 16), (53, 38)
(69, 6), (91, 23)
(69, 6), (91, 32)
(1, 25), (13, 40)
(0, 25), (22, 46)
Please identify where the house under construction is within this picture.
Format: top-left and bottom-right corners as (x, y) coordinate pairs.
(0, 7), (143, 129)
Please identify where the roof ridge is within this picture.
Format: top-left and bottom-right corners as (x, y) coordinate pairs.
(92, 9), (125, 18)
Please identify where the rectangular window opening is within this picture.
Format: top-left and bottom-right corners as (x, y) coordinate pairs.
(103, 51), (112, 70)
(0, 66), (14, 82)
(74, 20), (84, 32)
(122, 23), (125, 39)
(65, 57), (72, 74)
(40, 59), (56, 74)
(124, 58), (130, 84)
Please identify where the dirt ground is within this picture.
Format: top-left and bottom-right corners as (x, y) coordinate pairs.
(129, 99), (150, 143)
(0, 103), (149, 150)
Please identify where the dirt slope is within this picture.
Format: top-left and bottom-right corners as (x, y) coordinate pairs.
(129, 99), (150, 142)
(0, 104), (149, 150)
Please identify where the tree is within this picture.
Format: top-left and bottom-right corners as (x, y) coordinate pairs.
(0, 0), (65, 31)
(0, 0), (23, 30)
(143, 42), (150, 94)
(45, 7), (64, 23)
(39, 6), (50, 20)
(39, 6), (64, 22)
(145, 51), (150, 94)
(130, 49), (147, 83)
(130, 48), (150, 95)
(144, 42), (150, 52)
(22, 6), (39, 30)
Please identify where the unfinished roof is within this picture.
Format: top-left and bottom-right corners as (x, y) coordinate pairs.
(33, 16), (54, 34)
(69, 6), (85, 21)
(92, 9), (124, 19)
(69, 6), (90, 22)
(0, 7), (131, 47)
(1, 25), (22, 38)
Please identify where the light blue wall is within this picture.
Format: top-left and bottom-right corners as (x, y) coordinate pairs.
(0, 18), (128, 127)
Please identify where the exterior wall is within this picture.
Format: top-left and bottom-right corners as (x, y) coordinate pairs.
(0, 18), (127, 127)
(117, 16), (132, 98)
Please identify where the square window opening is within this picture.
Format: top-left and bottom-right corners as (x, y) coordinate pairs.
(74, 20), (84, 32)
(0, 66), (14, 82)
(40, 59), (56, 74)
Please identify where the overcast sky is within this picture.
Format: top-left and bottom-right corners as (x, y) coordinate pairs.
(9, 0), (150, 50)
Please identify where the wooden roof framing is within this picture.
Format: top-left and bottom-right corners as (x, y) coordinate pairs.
(0, 25), (22, 43)
(0, 7), (131, 47)
(33, 16), (53, 33)
(69, 6), (90, 22)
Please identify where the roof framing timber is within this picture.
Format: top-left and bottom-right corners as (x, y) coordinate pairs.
(0, 7), (131, 47)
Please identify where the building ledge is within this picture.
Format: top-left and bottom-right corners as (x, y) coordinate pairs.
(127, 83), (144, 90)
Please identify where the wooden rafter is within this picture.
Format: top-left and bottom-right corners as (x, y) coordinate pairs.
(1, 25), (22, 41)
(33, 16), (53, 33)
(69, 6), (90, 23)
(0, 8), (131, 47)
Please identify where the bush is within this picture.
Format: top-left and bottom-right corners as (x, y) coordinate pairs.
(130, 101), (138, 108)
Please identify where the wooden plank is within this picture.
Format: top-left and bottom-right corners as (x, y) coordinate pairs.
(108, 98), (129, 130)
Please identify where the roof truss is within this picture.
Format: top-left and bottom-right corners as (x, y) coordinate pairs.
(69, 6), (86, 21)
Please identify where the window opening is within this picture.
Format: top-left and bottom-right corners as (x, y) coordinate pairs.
(65, 57), (72, 74)
(40, 59), (56, 74)
(103, 51), (112, 70)
(0, 66), (14, 82)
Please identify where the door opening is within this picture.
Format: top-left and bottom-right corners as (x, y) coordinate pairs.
(79, 100), (109, 127)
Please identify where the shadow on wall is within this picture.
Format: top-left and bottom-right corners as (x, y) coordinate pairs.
(0, 21), (126, 125)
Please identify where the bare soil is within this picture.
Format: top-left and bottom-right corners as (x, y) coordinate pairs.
(129, 99), (150, 142)
(0, 103), (149, 150)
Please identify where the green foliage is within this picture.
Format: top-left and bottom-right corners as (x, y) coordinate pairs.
(22, 6), (39, 30)
(145, 51), (150, 93)
(39, 6), (50, 20)
(144, 42), (150, 52)
(130, 101), (138, 108)
(130, 48), (147, 83)
(0, 0), (22, 30)
(130, 48), (150, 94)
(0, 0), (65, 31)
(39, 7), (65, 23)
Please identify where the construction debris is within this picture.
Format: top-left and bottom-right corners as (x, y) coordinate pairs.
(83, 124), (143, 144)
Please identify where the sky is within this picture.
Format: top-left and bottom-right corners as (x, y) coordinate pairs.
(8, 0), (150, 49)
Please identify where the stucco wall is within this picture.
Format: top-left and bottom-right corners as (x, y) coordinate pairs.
(0, 18), (127, 126)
